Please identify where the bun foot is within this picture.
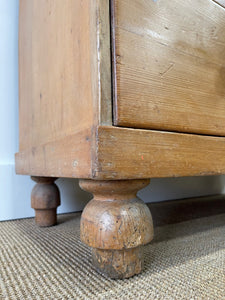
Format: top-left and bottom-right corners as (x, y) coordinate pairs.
(31, 176), (60, 227)
(79, 179), (154, 279)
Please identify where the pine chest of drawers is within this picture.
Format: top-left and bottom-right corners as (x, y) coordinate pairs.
(16, 0), (225, 278)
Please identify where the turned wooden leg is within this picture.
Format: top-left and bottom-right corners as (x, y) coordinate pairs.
(31, 177), (61, 227)
(79, 179), (154, 279)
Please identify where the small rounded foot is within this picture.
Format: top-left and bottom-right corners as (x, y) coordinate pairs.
(31, 177), (60, 227)
(92, 247), (144, 279)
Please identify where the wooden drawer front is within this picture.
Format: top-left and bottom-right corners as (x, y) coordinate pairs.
(112, 0), (225, 136)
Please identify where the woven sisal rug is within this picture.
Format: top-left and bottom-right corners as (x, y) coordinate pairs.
(0, 212), (225, 299)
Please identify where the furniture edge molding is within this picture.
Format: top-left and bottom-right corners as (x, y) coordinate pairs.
(16, 125), (225, 180)
(93, 126), (225, 179)
(94, 0), (113, 126)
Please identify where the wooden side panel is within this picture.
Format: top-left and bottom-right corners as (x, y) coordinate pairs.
(94, 126), (225, 179)
(19, 0), (112, 152)
(17, 0), (112, 178)
(112, 0), (225, 136)
(19, 0), (93, 150)
(15, 129), (92, 178)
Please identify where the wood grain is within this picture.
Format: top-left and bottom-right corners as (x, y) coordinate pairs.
(16, 125), (225, 179)
(31, 177), (60, 227)
(92, 248), (144, 279)
(79, 179), (153, 278)
(112, 0), (225, 136)
(80, 179), (153, 249)
(95, 0), (112, 125)
(15, 129), (92, 178)
(94, 126), (225, 179)
(19, 0), (112, 153)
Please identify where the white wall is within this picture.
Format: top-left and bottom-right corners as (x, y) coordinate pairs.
(1, 1), (224, 221)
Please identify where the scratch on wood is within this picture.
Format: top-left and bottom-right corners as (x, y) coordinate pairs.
(159, 63), (174, 76)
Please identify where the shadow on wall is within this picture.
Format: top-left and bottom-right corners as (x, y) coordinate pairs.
(57, 178), (92, 214)
(1, 174), (225, 221)
(56, 175), (225, 214)
(138, 175), (225, 203)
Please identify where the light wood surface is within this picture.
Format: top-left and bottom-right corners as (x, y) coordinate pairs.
(112, 0), (225, 136)
(15, 129), (92, 178)
(79, 179), (153, 278)
(95, 126), (225, 179)
(16, 126), (225, 180)
(19, 0), (112, 152)
(95, 0), (112, 125)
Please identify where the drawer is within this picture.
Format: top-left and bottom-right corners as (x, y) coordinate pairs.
(112, 0), (225, 136)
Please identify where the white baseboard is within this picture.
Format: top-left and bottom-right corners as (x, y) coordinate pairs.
(0, 163), (34, 221)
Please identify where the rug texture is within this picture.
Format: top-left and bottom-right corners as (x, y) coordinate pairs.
(0, 212), (225, 300)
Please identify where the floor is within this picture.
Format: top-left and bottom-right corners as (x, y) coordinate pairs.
(1, 199), (225, 299)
